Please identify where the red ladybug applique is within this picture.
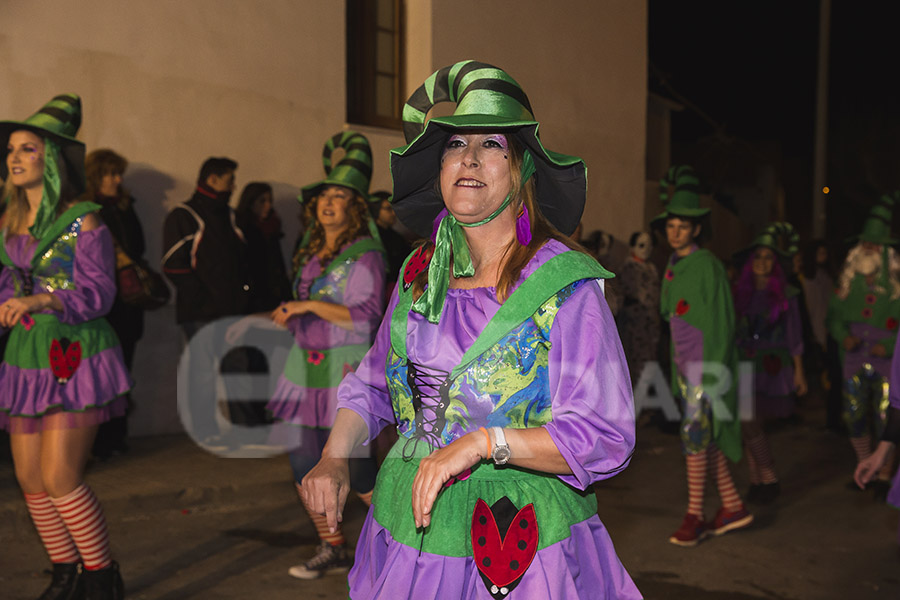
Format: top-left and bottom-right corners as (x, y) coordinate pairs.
(675, 299), (690, 316)
(471, 497), (538, 599)
(49, 338), (82, 384)
(402, 243), (434, 291)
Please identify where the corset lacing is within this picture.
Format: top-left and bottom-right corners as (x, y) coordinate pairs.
(401, 360), (452, 461)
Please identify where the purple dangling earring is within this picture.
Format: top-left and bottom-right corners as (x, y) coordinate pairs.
(516, 204), (532, 246)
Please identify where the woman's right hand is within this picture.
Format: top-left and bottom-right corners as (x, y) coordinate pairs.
(854, 441), (892, 489)
(301, 457), (352, 533)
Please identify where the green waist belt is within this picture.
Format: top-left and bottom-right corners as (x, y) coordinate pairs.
(283, 343), (370, 389)
(371, 437), (597, 557)
(3, 313), (119, 369)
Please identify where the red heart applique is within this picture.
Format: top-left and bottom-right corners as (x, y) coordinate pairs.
(471, 497), (538, 598)
(49, 338), (82, 384)
(762, 354), (782, 375)
(402, 243), (434, 291)
(675, 299), (690, 316)
(887, 318), (898, 331)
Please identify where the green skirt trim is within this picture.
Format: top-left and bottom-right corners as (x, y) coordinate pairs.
(371, 437), (597, 557)
(3, 313), (120, 369)
(283, 343), (370, 388)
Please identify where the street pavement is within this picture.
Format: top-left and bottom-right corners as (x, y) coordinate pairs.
(1, 397), (898, 599)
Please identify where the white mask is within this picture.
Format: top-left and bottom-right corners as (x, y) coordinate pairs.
(631, 232), (653, 261)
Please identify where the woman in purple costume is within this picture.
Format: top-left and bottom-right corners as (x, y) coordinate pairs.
(301, 61), (640, 599)
(733, 224), (807, 505)
(855, 330), (900, 544)
(266, 130), (386, 579)
(0, 95), (130, 598)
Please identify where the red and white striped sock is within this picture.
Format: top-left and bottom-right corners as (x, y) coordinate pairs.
(24, 492), (80, 564)
(745, 433), (778, 484)
(296, 483), (345, 546)
(685, 452), (707, 518)
(50, 484), (111, 571)
(849, 435), (872, 462)
(357, 489), (373, 508)
(744, 441), (761, 485)
(708, 446), (744, 512)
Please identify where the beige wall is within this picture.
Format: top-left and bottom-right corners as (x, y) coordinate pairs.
(1, 1), (646, 435)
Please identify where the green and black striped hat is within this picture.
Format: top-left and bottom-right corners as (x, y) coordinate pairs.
(651, 165), (709, 225)
(390, 59), (586, 237)
(744, 222), (800, 258)
(0, 93), (86, 193)
(300, 130), (376, 204)
(854, 192), (899, 246)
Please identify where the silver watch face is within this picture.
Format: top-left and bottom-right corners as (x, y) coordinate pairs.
(492, 445), (511, 465)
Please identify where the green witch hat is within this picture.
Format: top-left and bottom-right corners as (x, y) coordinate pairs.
(747, 221), (800, 257)
(390, 59), (586, 237)
(854, 192), (899, 246)
(0, 93), (86, 194)
(651, 165), (709, 225)
(300, 130), (377, 203)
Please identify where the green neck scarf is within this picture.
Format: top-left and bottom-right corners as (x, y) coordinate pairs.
(412, 150), (536, 323)
(28, 138), (63, 242)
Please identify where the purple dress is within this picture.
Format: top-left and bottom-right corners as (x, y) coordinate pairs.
(736, 291), (804, 419)
(337, 240), (640, 599)
(267, 246), (385, 428)
(0, 223), (132, 433)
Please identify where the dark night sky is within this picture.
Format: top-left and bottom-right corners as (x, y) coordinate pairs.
(648, 1), (900, 243)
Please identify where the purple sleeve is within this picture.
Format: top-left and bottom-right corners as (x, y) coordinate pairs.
(890, 333), (900, 410)
(289, 251), (387, 349)
(670, 316), (704, 386)
(53, 226), (117, 324)
(335, 288), (400, 444)
(543, 280), (637, 490)
(786, 296), (804, 357)
(344, 251), (387, 336)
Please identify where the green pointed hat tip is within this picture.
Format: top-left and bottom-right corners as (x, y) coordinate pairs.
(300, 130), (374, 203)
(750, 221), (799, 257)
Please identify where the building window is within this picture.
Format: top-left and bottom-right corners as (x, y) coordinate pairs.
(347, 0), (405, 129)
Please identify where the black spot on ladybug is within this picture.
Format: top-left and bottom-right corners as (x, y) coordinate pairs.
(510, 560), (519, 570)
(479, 516), (487, 526)
(517, 540), (527, 550)
(482, 557), (491, 567)
(519, 518), (528, 529)
(477, 536), (486, 546)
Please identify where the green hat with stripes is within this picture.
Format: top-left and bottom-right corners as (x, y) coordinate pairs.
(300, 130), (376, 203)
(746, 221), (800, 258)
(390, 59), (586, 237)
(855, 192), (898, 246)
(0, 93), (86, 194)
(651, 165), (709, 225)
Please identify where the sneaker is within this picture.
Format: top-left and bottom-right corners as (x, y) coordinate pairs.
(288, 541), (351, 579)
(710, 505), (753, 536)
(668, 513), (708, 547)
(746, 484), (762, 504)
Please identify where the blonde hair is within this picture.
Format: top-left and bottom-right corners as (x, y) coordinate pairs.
(412, 137), (590, 303)
(292, 189), (370, 276)
(2, 139), (76, 236)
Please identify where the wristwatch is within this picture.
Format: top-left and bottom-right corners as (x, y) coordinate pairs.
(490, 427), (511, 465)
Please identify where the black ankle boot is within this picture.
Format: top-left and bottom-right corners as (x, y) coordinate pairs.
(82, 562), (124, 600)
(37, 563), (84, 600)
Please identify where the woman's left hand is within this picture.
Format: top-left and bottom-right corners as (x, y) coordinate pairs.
(411, 431), (485, 528)
(0, 295), (50, 328)
(793, 369), (808, 397)
(270, 301), (311, 326)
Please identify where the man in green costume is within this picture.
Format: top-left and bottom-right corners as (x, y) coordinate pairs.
(655, 166), (752, 546)
(827, 193), (900, 492)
